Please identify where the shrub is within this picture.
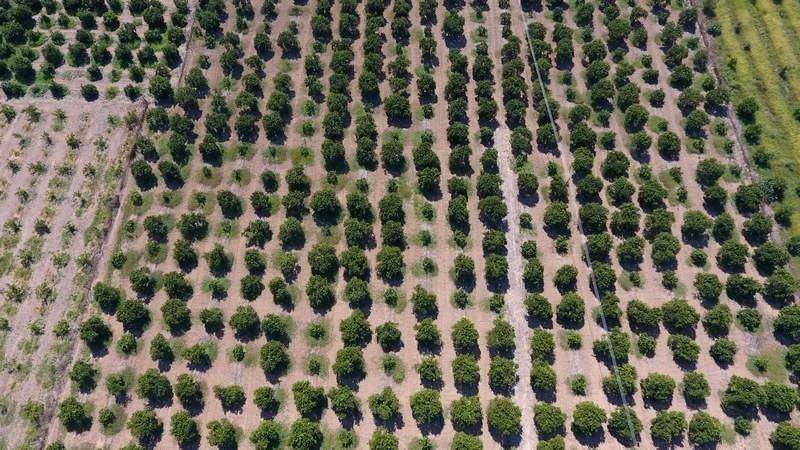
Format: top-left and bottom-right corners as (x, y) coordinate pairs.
(368, 429), (398, 450)
(410, 389), (443, 425)
(288, 419), (322, 450)
(775, 305), (800, 341)
(128, 409), (163, 445)
(487, 318), (515, 355)
(694, 273), (723, 302)
(771, 421), (800, 449)
(328, 386), (360, 421)
(292, 381), (326, 418)
(688, 412), (722, 445)
(69, 360), (98, 392)
(761, 381), (799, 414)
(174, 374), (203, 409)
(214, 385), (246, 411)
(650, 411), (686, 443)
(340, 310), (372, 347)
(170, 411), (199, 445)
(369, 387), (400, 422)
(137, 368), (172, 405)
(260, 342), (290, 376)
(530, 359), (557, 393)
(533, 402), (566, 436)
(253, 387), (280, 413)
(667, 334), (700, 363)
(660, 298), (699, 331)
(722, 376), (763, 415)
(626, 300), (661, 331)
(487, 397), (522, 438)
(571, 401), (606, 435)
(682, 372), (710, 402)
(525, 294), (552, 322)
(207, 418), (238, 449)
(58, 397), (91, 432)
(608, 406), (642, 441)
(332, 346), (365, 381)
(250, 420), (282, 450)
(640, 373), (676, 403)
(556, 293), (585, 326)
(229, 305), (261, 340)
(450, 396), (482, 431)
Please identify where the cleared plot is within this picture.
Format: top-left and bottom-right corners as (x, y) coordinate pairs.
(0, 100), (140, 449)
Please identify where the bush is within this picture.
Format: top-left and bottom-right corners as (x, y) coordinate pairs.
(626, 300), (661, 331)
(608, 406), (642, 441)
(292, 381), (326, 418)
(175, 374), (203, 409)
(688, 412), (722, 445)
(533, 402), (566, 436)
(128, 409), (163, 445)
(410, 389), (443, 425)
(487, 319), (515, 356)
(332, 346), (365, 381)
(328, 386), (360, 421)
(260, 341), (290, 376)
(571, 401), (606, 435)
(288, 419), (322, 450)
(170, 411), (199, 445)
(368, 387), (400, 421)
(682, 372), (710, 402)
(764, 270), (799, 304)
(775, 305), (800, 341)
(650, 411), (687, 443)
(451, 432), (482, 450)
(761, 381), (799, 414)
(530, 359), (557, 393)
(451, 318), (479, 354)
(369, 429), (398, 450)
(660, 298), (699, 331)
(525, 294), (552, 322)
(640, 373), (676, 403)
(137, 368), (172, 405)
(667, 334), (700, 363)
(79, 316), (112, 349)
(340, 310), (372, 347)
(214, 385), (246, 411)
(487, 397), (521, 438)
(58, 397), (91, 432)
(93, 282), (123, 312)
(722, 376), (763, 415)
(694, 273), (723, 302)
(771, 421), (800, 449)
(207, 418), (238, 449)
(556, 293), (585, 326)
(253, 387), (280, 413)
(250, 420), (282, 450)
(450, 396), (483, 431)
(69, 360), (98, 392)
(229, 305), (261, 340)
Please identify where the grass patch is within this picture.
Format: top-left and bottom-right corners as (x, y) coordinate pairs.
(305, 320), (330, 347)
(99, 404), (126, 435)
(381, 354), (405, 383)
(289, 146), (314, 166)
(746, 347), (787, 382)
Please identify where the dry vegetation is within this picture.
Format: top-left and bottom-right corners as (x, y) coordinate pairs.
(0, 0), (799, 449)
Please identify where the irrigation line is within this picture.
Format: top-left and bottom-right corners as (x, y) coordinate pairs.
(513, 3), (641, 445)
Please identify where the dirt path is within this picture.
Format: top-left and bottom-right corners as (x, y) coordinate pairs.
(493, 126), (535, 446)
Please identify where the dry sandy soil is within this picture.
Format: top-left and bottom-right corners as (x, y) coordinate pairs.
(0, 0), (794, 449)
